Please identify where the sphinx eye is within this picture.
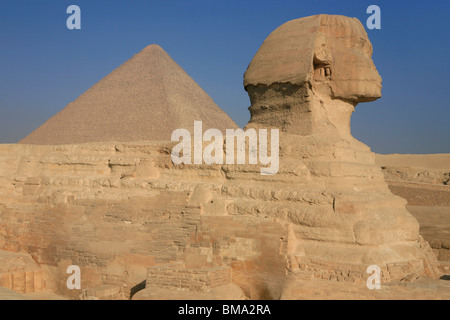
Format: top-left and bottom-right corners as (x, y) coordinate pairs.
(313, 56), (331, 80)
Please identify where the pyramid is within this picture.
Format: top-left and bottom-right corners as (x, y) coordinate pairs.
(20, 45), (238, 145)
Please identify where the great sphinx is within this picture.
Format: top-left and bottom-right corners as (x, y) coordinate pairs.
(0, 14), (441, 300)
(239, 13), (441, 295)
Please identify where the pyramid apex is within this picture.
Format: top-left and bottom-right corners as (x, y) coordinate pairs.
(141, 44), (165, 53)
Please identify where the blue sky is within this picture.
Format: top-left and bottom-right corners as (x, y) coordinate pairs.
(0, 0), (449, 154)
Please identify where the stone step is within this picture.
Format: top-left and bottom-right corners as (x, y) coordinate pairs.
(0, 250), (44, 294)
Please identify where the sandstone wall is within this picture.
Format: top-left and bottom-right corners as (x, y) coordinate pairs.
(0, 142), (288, 299)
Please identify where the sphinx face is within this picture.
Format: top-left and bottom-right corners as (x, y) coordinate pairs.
(313, 16), (382, 102)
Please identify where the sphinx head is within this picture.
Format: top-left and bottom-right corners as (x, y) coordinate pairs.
(244, 15), (382, 134)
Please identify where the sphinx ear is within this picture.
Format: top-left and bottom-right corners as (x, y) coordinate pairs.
(313, 33), (333, 80)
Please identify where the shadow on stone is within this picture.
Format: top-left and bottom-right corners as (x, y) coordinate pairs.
(130, 280), (146, 300)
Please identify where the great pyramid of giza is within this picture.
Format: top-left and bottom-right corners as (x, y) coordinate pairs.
(19, 45), (238, 145)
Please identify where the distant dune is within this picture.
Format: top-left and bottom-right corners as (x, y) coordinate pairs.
(376, 154), (450, 171)
(375, 153), (450, 205)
